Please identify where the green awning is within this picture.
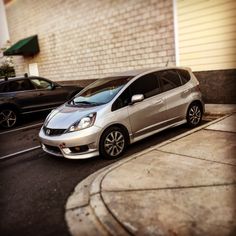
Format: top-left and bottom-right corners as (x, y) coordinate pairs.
(3, 35), (40, 56)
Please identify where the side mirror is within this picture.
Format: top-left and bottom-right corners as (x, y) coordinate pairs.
(131, 94), (144, 105)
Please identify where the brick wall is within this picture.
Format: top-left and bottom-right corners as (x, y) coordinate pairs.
(5, 0), (175, 83)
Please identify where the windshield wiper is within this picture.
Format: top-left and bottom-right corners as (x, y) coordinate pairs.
(75, 101), (94, 105)
(68, 100), (105, 106)
(74, 101), (104, 106)
(69, 100), (75, 105)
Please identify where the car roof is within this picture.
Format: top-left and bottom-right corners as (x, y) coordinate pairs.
(113, 68), (155, 76)
(0, 75), (45, 84)
(107, 66), (191, 77)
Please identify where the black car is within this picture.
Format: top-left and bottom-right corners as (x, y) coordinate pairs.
(0, 75), (83, 128)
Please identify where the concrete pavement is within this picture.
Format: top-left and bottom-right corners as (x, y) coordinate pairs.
(65, 105), (236, 236)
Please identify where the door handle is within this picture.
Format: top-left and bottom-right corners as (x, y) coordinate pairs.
(155, 99), (164, 105)
(182, 89), (190, 95)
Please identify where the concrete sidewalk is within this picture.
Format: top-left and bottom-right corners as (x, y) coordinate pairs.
(65, 105), (236, 236)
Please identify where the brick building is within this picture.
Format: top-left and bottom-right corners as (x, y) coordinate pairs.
(1, 0), (236, 103)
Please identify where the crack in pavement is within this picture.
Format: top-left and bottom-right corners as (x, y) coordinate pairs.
(101, 182), (236, 193)
(156, 149), (236, 167)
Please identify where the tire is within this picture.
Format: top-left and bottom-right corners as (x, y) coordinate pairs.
(99, 126), (127, 159)
(0, 108), (18, 129)
(186, 102), (202, 128)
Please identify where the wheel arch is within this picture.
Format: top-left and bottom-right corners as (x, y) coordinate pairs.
(186, 100), (204, 116)
(0, 103), (20, 128)
(0, 103), (20, 114)
(98, 123), (130, 159)
(99, 123), (130, 146)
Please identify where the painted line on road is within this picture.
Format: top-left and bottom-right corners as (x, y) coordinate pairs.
(0, 145), (41, 160)
(0, 122), (43, 135)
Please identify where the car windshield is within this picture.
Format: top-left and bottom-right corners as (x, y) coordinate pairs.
(69, 76), (132, 106)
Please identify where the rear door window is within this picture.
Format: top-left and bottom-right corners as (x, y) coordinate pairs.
(129, 73), (161, 99)
(4, 79), (34, 92)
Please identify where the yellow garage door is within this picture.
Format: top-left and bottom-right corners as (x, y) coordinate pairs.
(177, 0), (236, 71)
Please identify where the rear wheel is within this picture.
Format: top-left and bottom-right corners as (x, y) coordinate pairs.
(99, 126), (127, 159)
(186, 102), (202, 128)
(0, 108), (18, 128)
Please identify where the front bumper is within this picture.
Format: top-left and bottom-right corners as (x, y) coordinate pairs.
(39, 125), (102, 159)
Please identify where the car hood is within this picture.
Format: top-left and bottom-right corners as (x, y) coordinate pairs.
(45, 104), (103, 129)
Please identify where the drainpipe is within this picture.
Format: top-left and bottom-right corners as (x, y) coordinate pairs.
(173, 0), (179, 66)
(0, 0), (10, 50)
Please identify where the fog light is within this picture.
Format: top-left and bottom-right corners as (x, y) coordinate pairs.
(70, 145), (89, 153)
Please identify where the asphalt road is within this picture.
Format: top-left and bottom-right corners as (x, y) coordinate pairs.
(0, 115), (212, 236)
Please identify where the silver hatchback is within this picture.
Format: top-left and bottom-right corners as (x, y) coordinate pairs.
(39, 67), (204, 159)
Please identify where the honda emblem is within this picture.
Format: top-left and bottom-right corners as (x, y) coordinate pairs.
(46, 129), (51, 135)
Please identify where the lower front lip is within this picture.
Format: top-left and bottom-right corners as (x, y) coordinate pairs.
(39, 125), (102, 159)
(41, 142), (99, 159)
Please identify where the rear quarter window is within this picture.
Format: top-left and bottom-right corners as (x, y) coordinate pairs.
(156, 70), (182, 92)
(176, 69), (191, 85)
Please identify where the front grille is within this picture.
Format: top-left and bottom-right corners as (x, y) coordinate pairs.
(43, 126), (66, 136)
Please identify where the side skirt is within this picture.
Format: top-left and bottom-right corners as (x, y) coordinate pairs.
(130, 119), (187, 144)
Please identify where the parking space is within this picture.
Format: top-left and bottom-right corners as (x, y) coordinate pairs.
(0, 112), (47, 159)
(0, 124), (41, 159)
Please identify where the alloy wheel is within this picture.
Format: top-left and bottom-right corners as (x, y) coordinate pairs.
(0, 109), (17, 128)
(188, 105), (202, 125)
(104, 130), (125, 157)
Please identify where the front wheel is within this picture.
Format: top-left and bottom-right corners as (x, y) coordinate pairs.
(99, 126), (127, 159)
(0, 108), (18, 129)
(186, 103), (202, 128)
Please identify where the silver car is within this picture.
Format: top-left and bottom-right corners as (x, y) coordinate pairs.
(39, 67), (204, 159)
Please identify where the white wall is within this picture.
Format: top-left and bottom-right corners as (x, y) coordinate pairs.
(177, 0), (236, 71)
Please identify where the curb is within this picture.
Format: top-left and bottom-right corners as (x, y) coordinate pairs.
(65, 113), (233, 235)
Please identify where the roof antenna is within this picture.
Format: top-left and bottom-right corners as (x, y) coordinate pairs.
(24, 73), (28, 78)
(165, 60), (169, 67)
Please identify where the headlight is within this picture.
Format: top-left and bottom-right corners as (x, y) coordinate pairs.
(68, 112), (96, 132)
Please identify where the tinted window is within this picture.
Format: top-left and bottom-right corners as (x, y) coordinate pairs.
(157, 70), (182, 92)
(0, 83), (5, 92)
(112, 87), (131, 111)
(130, 73), (160, 99)
(31, 78), (52, 90)
(4, 79), (33, 92)
(176, 69), (191, 85)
